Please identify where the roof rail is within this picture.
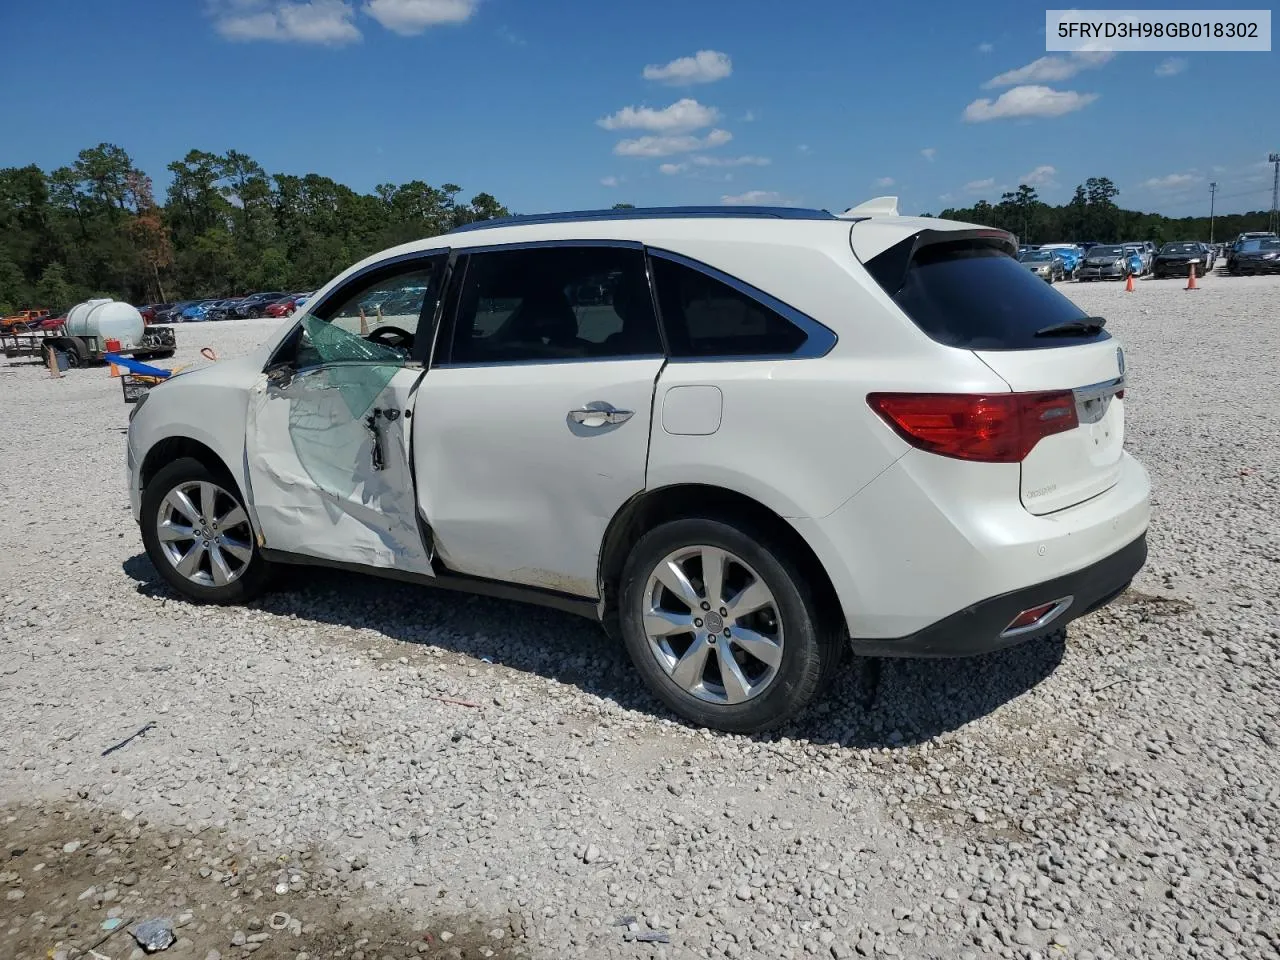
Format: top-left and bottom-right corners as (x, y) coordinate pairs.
(448, 205), (837, 233)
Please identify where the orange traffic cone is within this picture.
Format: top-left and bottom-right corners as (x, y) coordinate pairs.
(1125, 272), (1135, 293)
(1185, 263), (1199, 291)
(109, 360), (120, 377)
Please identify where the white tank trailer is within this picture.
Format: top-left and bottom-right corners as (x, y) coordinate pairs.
(36, 299), (176, 368)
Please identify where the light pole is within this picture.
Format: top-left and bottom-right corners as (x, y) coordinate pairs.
(1209, 181), (1217, 245)
(1270, 153), (1280, 235)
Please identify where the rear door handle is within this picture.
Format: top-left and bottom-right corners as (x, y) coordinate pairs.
(569, 407), (634, 427)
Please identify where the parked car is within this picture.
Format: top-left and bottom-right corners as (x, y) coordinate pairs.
(1228, 237), (1280, 275)
(1039, 243), (1083, 277)
(1123, 244), (1150, 276)
(1077, 244), (1139, 281)
(1152, 242), (1211, 279)
(1018, 248), (1067, 283)
(181, 298), (221, 322)
(264, 296), (300, 318)
(205, 298), (245, 322)
(293, 292), (315, 308)
(234, 292), (289, 319)
(139, 303), (170, 325)
(126, 204), (1149, 732)
(156, 301), (198, 324)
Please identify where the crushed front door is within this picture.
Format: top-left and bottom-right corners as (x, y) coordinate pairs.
(244, 317), (433, 574)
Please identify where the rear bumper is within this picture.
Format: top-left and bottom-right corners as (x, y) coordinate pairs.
(849, 533), (1146, 657)
(792, 448), (1151, 646)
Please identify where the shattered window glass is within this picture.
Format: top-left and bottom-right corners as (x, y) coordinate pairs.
(293, 315), (405, 418)
(325, 267), (437, 338)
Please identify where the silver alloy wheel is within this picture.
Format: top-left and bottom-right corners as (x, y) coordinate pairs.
(155, 480), (253, 587)
(642, 545), (784, 705)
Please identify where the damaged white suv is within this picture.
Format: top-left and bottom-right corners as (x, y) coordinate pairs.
(126, 202), (1150, 732)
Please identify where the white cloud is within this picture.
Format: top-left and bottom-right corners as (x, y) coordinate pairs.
(598, 98), (720, 133)
(965, 178), (995, 193)
(938, 193), (954, 202)
(214, 0), (361, 44)
(600, 176), (619, 187)
(978, 42), (994, 54)
(921, 147), (937, 161)
(742, 110), (756, 122)
(658, 163), (687, 175)
(797, 144), (810, 154)
(643, 50), (732, 85)
(690, 154), (769, 168)
(1155, 57), (1187, 77)
(1142, 173), (1199, 191)
(1020, 164), (1057, 187)
(963, 85), (1098, 122)
(497, 25), (525, 46)
(983, 51), (1113, 89)
(362, 0), (476, 35)
(613, 129), (732, 157)
(721, 190), (790, 206)
(873, 177), (896, 188)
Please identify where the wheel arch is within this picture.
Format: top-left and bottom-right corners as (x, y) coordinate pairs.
(596, 483), (841, 636)
(140, 434), (244, 503)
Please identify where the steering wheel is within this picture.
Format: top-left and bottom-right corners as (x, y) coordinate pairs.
(366, 325), (414, 351)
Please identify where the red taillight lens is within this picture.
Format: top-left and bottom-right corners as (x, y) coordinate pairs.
(867, 391), (1079, 463)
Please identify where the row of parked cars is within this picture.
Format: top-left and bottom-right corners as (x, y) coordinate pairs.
(140, 290), (314, 325)
(1017, 232), (1279, 283)
(1019, 240), (1210, 282)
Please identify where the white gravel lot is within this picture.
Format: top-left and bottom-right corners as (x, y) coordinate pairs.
(2, 270), (1279, 960)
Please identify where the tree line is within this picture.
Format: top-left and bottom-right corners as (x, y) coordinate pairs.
(5, 149), (1274, 315)
(0, 142), (509, 314)
(930, 177), (1273, 246)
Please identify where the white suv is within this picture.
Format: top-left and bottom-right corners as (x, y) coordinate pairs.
(126, 202), (1150, 732)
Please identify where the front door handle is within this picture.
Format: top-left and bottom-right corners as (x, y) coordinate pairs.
(569, 407), (634, 427)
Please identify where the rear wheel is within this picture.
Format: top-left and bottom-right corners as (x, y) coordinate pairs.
(141, 457), (273, 604)
(619, 517), (843, 733)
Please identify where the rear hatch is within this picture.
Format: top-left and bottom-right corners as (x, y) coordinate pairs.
(855, 224), (1125, 516)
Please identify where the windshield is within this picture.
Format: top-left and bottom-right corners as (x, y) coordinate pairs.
(1091, 246), (1124, 257)
(1242, 238), (1280, 252)
(1020, 251), (1053, 262)
(1160, 243), (1199, 254)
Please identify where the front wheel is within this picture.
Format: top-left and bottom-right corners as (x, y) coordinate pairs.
(141, 457), (273, 604)
(618, 517), (843, 733)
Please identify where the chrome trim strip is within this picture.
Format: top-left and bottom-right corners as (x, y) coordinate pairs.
(454, 239), (646, 254)
(1073, 376), (1124, 424)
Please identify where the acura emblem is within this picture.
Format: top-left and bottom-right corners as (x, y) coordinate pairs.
(1116, 346), (1125, 377)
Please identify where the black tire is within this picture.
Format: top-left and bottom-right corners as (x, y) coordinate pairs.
(140, 457), (273, 604)
(618, 516), (843, 733)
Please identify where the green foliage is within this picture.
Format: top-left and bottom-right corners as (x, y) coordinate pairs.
(942, 174), (1270, 244)
(0, 145), (510, 308)
(35, 262), (73, 311)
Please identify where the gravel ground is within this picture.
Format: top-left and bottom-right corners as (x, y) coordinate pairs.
(2, 270), (1278, 960)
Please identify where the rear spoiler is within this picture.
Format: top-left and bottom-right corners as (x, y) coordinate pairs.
(863, 228), (1019, 298)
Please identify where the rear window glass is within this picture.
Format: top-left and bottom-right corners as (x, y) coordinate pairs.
(866, 237), (1111, 351)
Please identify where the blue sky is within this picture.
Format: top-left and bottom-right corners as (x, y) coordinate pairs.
(1, 0), (1275, 217)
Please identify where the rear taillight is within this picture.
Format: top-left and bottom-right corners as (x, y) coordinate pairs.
(867, 391), (1079, 463)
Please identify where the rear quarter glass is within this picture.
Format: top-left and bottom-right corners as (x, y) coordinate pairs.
(866, 238), (1111, 351)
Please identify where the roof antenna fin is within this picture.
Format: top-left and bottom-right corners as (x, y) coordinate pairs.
(838, 196), (899, 219)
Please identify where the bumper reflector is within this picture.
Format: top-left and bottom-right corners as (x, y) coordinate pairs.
(1001, 596), (1074, 637)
